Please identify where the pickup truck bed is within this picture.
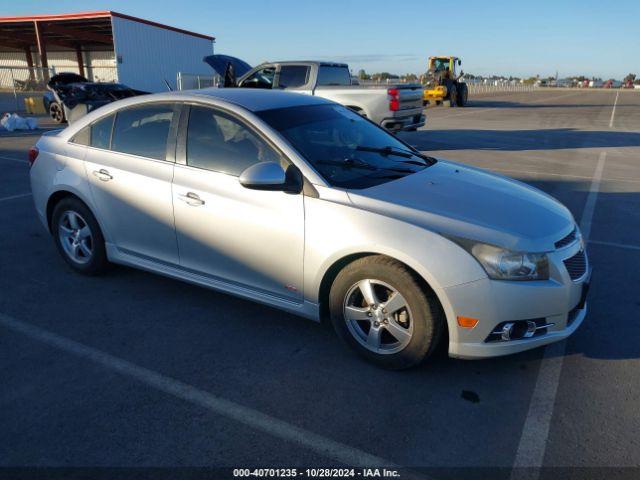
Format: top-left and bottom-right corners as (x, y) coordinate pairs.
(315, 83), (425, 131)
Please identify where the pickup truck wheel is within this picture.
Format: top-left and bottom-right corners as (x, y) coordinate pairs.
(329, 255), (444, 370)
(49, 102), (65, 123)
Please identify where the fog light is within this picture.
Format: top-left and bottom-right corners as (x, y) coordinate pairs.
(486, 319), (555, 343)
(501, 322), (515, 341)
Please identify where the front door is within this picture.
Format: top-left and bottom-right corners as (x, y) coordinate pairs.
(172, 104), (304, 301)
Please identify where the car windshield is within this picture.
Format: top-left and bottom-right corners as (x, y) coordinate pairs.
(257, 104), (435, 189)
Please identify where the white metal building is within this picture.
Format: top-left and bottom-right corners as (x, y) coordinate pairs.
(0, 11), (215, 92)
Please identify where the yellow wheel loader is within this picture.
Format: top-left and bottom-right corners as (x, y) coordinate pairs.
(422, 56), (468, 107)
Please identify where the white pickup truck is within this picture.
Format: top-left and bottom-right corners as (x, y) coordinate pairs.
(235, 61), (425, 132)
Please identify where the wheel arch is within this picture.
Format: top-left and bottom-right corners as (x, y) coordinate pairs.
(46, 189), (97, 234)
(317, 251), (451, 335)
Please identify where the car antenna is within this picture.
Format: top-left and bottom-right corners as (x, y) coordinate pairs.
(163, 79), (173, 91)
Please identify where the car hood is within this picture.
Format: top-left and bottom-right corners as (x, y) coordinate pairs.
(346, 160), (575, 252)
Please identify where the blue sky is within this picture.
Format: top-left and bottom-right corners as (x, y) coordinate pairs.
(4, 0), (639, 79)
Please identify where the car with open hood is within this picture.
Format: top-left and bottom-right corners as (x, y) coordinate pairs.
(44, 72), (147, 124)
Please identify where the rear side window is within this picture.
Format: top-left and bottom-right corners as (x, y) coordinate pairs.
(186, 106), (280, 176)
(278, 66), (310, 88)
(317, 66), (351, 86)
(69, 114), (114, 148)
(111, 104), (174, 160)
(90, 114), (115, 149)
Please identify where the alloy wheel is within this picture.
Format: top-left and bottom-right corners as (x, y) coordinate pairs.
(58, 210), (93, 264)
(343, 279), (414, 355)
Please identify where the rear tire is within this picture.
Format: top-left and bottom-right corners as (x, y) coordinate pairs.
(51, 197), (109, 275)
(329, 255), (444, 370)
(49, 101), (65, 124)
(457, 83), (468, 107)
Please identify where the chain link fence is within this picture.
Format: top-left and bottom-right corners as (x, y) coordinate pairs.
(467, 82), (536, 94)
(0, 65), (118, 112)
(0, 66), (53, 113)
(358, 78), (537, 93)
(177, 72), (221, 91)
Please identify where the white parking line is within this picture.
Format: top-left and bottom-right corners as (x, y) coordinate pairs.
(489, 167), (640, 185)
(0, 192), (31, 202)
(511, 151), (606, 480)
(609, 91), (619, 128)
(589, 239), (640, 252)
(0, 312), (396, 469)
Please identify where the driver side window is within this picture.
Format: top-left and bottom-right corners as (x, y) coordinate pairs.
(186, 106), (280, 176)
(239, 67), (276, 89)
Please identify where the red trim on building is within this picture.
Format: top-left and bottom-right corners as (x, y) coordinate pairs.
(109, 12), (214, 41)
(0, 11), (112, 23)
(0, 10), (215, 41)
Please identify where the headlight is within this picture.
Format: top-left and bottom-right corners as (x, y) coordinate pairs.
(450, 238), (549, 281)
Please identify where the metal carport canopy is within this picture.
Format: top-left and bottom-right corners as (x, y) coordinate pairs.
(0, 11), (215, 80)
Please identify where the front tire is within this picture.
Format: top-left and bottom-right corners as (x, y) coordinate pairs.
(448, 85), (457, 107)
(52, 197), (109, 275)
(329, 256), (444, 369)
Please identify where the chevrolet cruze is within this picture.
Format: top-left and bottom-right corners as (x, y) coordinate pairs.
(29, 89), (590, 369)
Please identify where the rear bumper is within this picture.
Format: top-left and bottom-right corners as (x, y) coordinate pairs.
(381, 112), (426, 132)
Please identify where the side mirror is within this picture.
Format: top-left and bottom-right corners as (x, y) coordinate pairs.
(239, 162), (302, 193)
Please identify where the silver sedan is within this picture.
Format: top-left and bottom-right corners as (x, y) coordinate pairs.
(29, 89), (590, 369)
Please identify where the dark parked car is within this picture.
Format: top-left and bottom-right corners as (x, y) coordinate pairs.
(44, 72), (147, 124)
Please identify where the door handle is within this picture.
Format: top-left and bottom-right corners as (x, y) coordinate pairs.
(93, 169), (113, 181)
(177, 192), (205, 206)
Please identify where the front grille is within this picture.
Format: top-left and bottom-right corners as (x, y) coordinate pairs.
(555, 228), (577, 249)
(563, 250), (587, 280)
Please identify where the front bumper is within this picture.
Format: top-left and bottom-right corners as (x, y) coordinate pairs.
(443, 243), (590, 359)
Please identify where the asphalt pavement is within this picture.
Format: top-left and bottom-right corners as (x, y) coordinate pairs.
(1, 89), (638, 480)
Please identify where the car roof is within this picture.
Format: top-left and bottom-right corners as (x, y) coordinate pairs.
(60, 89), (336, 141)
(184, 88), (333, 112)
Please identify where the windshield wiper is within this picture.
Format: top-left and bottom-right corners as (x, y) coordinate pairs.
(356, 145), (413, 158)
(317, 158), (378, 171)
(355, 145), (435, 166)
(317, 158), (417, 175)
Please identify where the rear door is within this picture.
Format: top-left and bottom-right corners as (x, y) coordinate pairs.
(83, 103), (180, 265)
